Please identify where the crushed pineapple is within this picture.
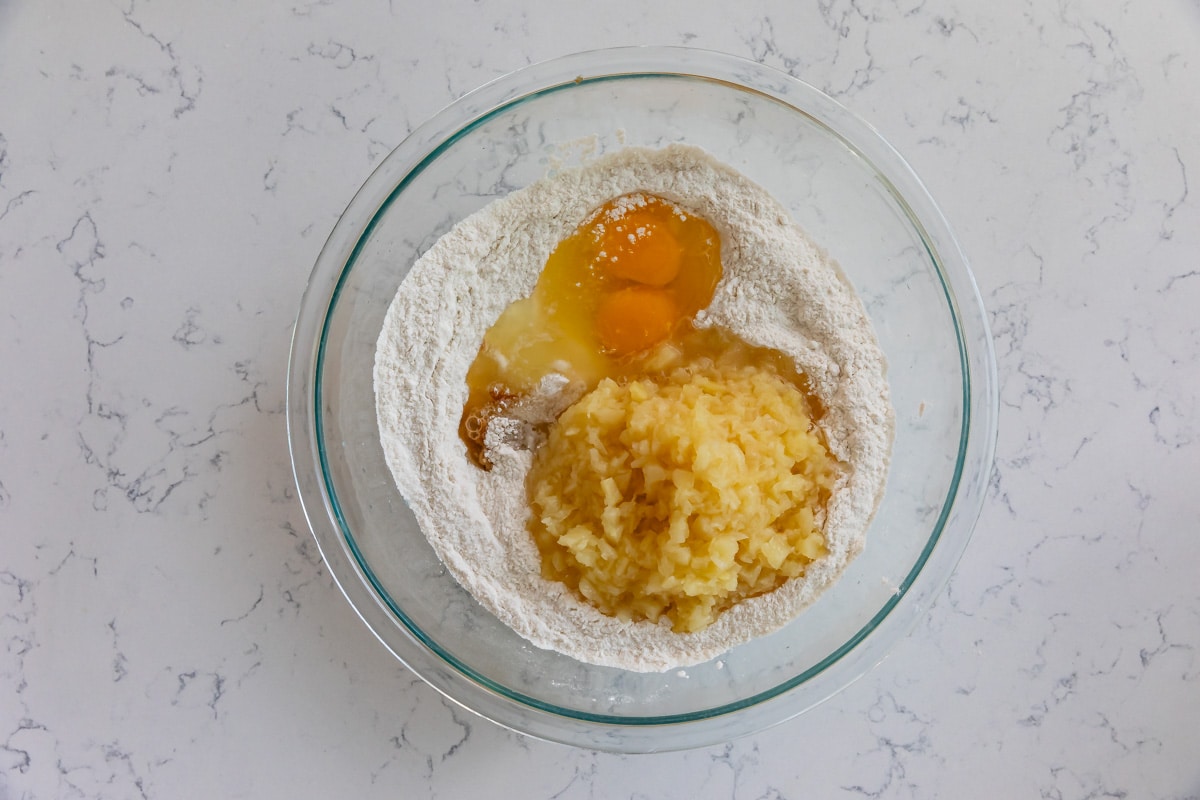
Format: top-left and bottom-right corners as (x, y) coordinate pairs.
(526, 357), (839, 633)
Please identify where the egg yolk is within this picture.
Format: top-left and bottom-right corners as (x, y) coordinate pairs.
(595, 287), (677, 355)
(598, 205), (684, 286)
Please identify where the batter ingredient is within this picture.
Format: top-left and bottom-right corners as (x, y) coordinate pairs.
(463, 191), (839, 633)
(374, 144), (894, 672)
(528, 336), (838, 634)
(460, 193), (722, 467)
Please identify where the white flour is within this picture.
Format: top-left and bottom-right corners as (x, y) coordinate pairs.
(374, 144), (893, 672)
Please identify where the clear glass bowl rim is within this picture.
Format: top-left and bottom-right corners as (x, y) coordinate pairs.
(287, 45), (999, 752)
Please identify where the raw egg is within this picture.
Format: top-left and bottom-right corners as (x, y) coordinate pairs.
(460, 193), (726, 465)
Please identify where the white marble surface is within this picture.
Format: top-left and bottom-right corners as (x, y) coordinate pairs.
(2, 0), (1198, 797)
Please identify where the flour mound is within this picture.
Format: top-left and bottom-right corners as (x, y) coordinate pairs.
(374, 144), (893, 672)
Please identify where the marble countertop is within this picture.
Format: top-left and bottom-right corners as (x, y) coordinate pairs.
(3, 1), (1198, 797)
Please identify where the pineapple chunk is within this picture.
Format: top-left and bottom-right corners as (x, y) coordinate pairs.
(527, 358), (838, 633)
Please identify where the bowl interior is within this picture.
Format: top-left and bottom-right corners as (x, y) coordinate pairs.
(309, 63), (976, 732)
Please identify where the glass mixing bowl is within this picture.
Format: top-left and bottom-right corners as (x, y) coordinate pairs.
(287, 47), (998, 752)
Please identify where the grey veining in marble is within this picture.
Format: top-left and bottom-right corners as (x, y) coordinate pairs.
(2, 0), (1197, 798)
